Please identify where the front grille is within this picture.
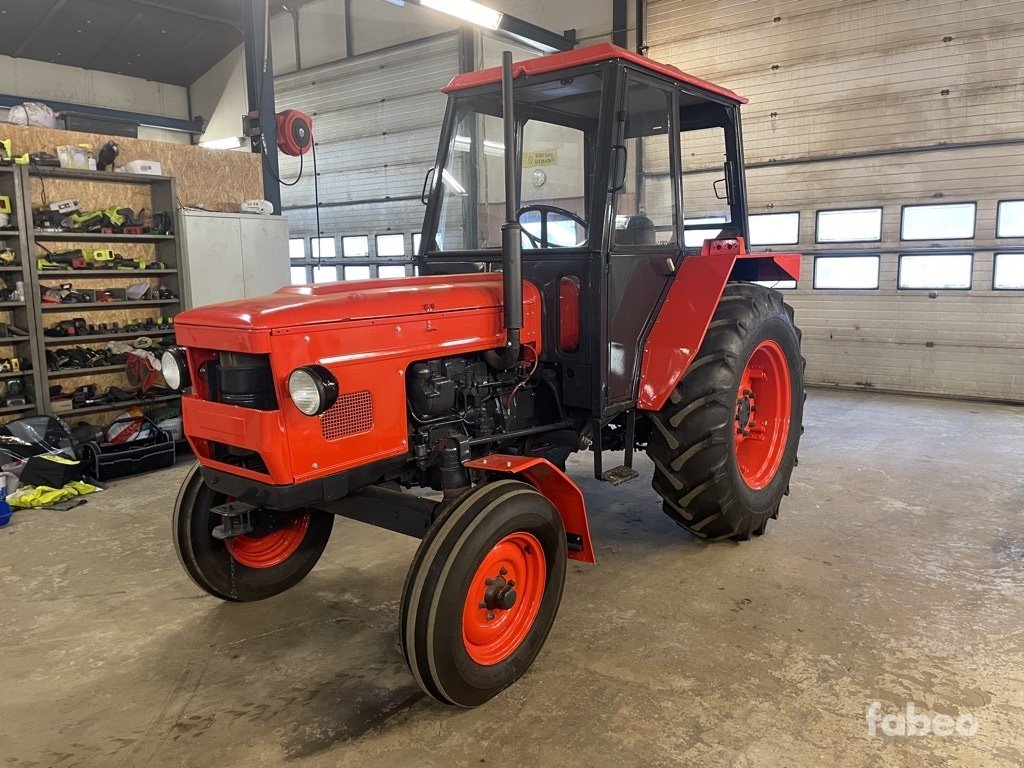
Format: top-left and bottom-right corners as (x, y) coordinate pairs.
(217, 352), (277, 411)
(321, 391), (374, 440)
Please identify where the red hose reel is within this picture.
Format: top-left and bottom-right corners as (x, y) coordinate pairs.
(275, 109), (313, 156)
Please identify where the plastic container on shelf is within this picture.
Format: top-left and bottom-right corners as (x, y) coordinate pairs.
(56, 145), (90, 170)
(156, 416), (182, 442)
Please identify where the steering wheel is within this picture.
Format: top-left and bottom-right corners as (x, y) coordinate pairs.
(516, 205), (588, 249)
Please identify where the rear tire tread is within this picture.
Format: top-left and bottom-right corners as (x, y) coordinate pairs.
(646, 283), (805, 541)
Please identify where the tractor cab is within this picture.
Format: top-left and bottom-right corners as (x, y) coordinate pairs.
(419, 43), (753, 425)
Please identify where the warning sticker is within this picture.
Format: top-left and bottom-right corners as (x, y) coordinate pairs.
(524, 148), (558, 167)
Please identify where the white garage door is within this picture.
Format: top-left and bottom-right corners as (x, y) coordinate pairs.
(648, 0), (1024, 402)
(275, 33), (460, 282)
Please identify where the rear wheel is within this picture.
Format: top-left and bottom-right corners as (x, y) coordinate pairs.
(173, 463), (334, 601)
(400, 479), (567, 707)
(646, 283), (805, 540)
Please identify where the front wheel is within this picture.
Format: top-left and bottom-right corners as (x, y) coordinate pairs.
(173, 463), (334, 601)
(400, 479), (567, 707)
(646, 283), (805, 540)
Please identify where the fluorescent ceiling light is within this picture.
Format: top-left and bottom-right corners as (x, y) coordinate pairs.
(452, 136), (504, 157)
(420, 0), (503, 30)
(441, 169), (468, 196)
(199, 136), (245, 150)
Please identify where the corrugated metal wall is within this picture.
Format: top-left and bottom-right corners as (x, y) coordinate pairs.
(648, 0), (1024, 401)
(275, 34), (460, 277)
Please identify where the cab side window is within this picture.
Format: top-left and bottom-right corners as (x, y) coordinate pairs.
(613, 77), (676, 248)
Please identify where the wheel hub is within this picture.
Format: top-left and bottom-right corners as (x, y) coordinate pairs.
(462, 532), (546, 666)
(735, 392), (753, 430)
(482, 570), (518, 612)
(223, 507), (312, 569)
(733, 341), (792, 490)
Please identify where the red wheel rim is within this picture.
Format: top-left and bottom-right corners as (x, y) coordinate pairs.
(227, 510), (311, 569)
(462, 532), (546, 666)
(734, 340), (792, 490)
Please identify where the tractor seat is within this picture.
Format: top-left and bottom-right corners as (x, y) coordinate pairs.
(615, 215), (657, 246)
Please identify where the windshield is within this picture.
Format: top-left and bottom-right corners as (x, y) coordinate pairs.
(430, 72), (603, 252)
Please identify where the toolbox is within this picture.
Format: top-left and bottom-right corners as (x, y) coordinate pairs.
(78, 417), (175, 481)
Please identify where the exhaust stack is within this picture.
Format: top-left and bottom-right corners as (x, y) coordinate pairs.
(497, 50), (523, 366)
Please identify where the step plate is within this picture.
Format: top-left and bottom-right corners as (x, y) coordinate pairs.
(601, 465), (640, 486)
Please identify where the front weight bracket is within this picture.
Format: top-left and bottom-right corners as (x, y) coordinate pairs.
(211, 500), (257, 540)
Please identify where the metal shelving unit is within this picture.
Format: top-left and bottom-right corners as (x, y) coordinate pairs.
(22, 166), (183, 421)
(0, 165), (44, 421)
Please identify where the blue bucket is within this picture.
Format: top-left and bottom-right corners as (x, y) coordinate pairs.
(0, 489), (11, 527)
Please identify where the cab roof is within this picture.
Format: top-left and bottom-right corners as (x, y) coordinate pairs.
(442, 42), (747, 104)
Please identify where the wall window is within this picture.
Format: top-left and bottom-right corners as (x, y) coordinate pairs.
(342, 235), (369, 258)
(344, 266), (371, 281)
(898, 254), (972, 290)
(816, 208), (883, 243)
(996, 201), (1024, 238)
(901, 203), (976, 240)
(754, 279), (797, 290)
(376, 233), (405, 257)
(378, 265), (408, 279)
(749, 212), (799, 246)
(312, 266), (337, 283)
(311, 237), (336, 260)
(413, 233), (423, 254)
(993, 253), (1024, 289)
(289, 238), (306, 260)
(683, 216), (727, 248)
(814, 256), (880, 289)
(290, 266), (307, 285)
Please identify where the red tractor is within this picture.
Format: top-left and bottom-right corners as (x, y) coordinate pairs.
(167, 44), (803, 708)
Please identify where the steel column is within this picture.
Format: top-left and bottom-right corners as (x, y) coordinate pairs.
(243, 0), (282, 214)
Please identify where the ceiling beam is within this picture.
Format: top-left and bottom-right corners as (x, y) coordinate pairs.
(13, 0), (68, 58)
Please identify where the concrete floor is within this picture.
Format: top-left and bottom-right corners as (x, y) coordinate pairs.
(1, 389), (1023, 767)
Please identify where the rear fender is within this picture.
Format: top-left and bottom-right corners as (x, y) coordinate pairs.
(465, 455), (595, 564)
(637, 238), (800, 412)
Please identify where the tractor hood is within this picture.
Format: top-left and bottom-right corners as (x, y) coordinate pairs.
(176, 273), (520, 332)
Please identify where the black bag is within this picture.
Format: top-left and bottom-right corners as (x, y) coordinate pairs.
(19, 454), (84, 488)
(79, 416), (175, 481)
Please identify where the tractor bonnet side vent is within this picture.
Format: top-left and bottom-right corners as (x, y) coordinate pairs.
(320, 390), (374, 440)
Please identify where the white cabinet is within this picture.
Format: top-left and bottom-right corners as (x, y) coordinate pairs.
(178, 210), (289, 308)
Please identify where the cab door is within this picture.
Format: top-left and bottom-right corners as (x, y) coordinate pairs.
(603, 73), (680, 410)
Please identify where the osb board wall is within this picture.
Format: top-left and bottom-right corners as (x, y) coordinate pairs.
(3, 123), (262, 207)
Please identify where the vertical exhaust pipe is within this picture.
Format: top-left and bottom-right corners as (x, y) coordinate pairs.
(496, 50), (523, 367)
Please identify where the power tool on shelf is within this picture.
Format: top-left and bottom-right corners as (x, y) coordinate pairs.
(0, 139), (28, 167)
(4, 377), (27, 407)
(33, 204), (65, 231)
(38, 253), (87, 270)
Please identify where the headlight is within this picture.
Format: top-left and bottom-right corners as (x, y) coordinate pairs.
(287, 366), (338, 416)
(161, 347), (190, 391)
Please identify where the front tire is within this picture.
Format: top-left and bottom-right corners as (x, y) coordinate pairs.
(646, 283), (805, 540)
(400, 479), (567, 707)
(173, 462), (334, 601)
